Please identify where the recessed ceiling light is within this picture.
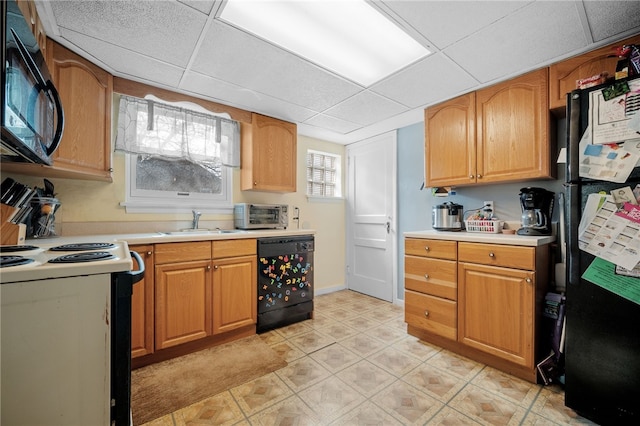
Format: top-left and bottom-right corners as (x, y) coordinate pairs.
(219, 0), (431, 86)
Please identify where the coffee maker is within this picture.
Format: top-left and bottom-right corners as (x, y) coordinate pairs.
(517, 187), (554, 236)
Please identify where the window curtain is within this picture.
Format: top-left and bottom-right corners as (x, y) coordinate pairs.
(115, 95), (240, 167)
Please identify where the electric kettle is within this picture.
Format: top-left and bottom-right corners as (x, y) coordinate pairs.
(432, 202), (463, 231)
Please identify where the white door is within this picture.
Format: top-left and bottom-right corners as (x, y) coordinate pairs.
(346, 132), (396, 302)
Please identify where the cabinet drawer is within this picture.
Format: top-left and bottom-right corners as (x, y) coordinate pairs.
(405, 290), (456, 340)
(458, 242), (535, 270)
(154, 241), (212, 264)
(405, 255), (457, 300)
(405, 238), (457, 260)
(212, 238), (257, 259)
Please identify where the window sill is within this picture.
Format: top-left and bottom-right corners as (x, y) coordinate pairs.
(120, 202), (234, 214)
(306, 196), (345, 203)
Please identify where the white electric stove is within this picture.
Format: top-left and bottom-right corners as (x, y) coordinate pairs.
(0, 241), (141, 425)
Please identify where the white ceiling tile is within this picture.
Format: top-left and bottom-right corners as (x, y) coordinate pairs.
(191, 22), (362, 111)
(180, 71), (318, 124)
(302, 114), (362, 134)
(59, 28), (185, 88)
(323, 91), (409, 126)
(445, 1), (587, 84)
(177, 0), (216, 15)
(583, 1), (640, 42)
(371, 53), (478, 108)
(382, 0), (530, 49)
(49, 0), (206, 67)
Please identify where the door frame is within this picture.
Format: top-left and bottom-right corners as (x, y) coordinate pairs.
(345, 131), (398, 303)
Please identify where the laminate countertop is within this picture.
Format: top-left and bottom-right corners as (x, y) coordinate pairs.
(26, 228), (316, 246)
(404, 230), (555, 247)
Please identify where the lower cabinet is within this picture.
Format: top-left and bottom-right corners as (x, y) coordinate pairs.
(404, 237), (549, 383)
(155, 259), (213, 350)
(212, 239), (257, 334)
(131, 239), (257, 363)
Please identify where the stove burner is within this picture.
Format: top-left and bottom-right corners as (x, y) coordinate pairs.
(48, 251), (116, 264)
(1, 256), (35, 268)
(50, 243), (116, 252)
(0, 245), (40, 253)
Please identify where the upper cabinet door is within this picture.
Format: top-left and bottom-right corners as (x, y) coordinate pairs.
(241, 113), (297, 192)
(476, 68), (553, 184)
(47, 40), (113, 181)
(549, 34), (640, 114)
(424, 93), (476, 187)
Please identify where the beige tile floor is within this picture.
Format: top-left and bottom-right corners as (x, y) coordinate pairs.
(142, 289), (597, 426)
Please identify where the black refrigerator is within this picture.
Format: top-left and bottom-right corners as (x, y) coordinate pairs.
(564, 76), (640, 425)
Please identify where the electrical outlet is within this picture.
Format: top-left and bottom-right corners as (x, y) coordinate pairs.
(483, 201), (494, 213)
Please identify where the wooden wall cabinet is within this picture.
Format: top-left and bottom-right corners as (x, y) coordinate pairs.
(549, 34), (640, 114)
(425, 68), (552, 187)
(3, 39), (115, 181)
(154, 241), (212, 350)
(129, 245), (155, 359)
(404, 237), (550, 383)
(47, 40), (113, 181)
(241, 113), (297, 192)
(211, 239), (257, 335)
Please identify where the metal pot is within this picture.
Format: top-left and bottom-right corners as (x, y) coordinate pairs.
(432, 202), (463, 231)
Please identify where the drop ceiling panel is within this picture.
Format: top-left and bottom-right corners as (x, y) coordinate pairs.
(583, 1), (640, 42)
(180, 71), (319, 123)
(192, 21), (362, 112)
(323, 91), (409, 126)
(371, 53), (478, 108)
(445, 1), (587, 84)
(302, 114), (362, 134)
(382, 0), (530, 49)
(48, 0), (206, 67)
(58, 28), (185, 88)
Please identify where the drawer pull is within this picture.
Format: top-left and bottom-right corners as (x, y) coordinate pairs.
(424, 274), (429, 280)
(424, 310), (429, 318)
(424, 246), (430, 252)
(489, 252), (495, 258)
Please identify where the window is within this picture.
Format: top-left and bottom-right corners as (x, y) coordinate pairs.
(306, 150), (341, 198)
(115, 95), (239, 213)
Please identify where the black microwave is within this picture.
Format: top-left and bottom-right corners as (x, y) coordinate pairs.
(1, 0), (63, 166)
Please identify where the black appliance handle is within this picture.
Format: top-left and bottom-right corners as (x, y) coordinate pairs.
(566, 89), (581, 183)
(126, 250), (145, 285)
(10, 28), (46, 87)
(44, 80), (64, 156)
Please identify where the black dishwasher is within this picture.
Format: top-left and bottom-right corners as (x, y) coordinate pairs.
(257, 235), (314, 333)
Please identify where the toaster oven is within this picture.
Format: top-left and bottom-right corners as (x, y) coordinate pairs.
(234, 203), (288, 229)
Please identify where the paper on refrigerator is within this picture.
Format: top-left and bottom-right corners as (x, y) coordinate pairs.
(589, 79), (640, 145)
(578, 200), (640, 270)
(578, 135), (639, 182)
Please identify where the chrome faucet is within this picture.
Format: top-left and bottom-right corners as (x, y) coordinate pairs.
(192, 210), (201, 229)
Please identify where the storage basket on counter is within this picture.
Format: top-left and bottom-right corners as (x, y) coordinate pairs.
(465, 219), (504, 233)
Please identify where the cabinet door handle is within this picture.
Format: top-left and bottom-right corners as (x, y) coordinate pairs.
(207, 265), (212, 271)
(213, 265), (219, 270)
(424, 310), (429, 317)
(477, 174), (483, 179)
(424, 274), (429, 280)
(146, 251), (152, 256)
(525, 277), (532, 283)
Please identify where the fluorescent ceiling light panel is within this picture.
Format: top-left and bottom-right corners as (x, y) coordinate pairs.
(219, 0), (431, 86)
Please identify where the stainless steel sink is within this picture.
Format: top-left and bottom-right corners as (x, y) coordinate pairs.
(160, 229), (248, 235)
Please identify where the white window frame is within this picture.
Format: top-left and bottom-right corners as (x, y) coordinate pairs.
(117, 95), (235, 214)
(306, 149), (343, 201)
(120, 154), (234, 214)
